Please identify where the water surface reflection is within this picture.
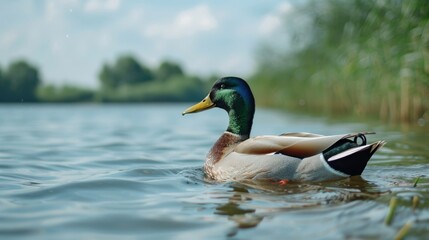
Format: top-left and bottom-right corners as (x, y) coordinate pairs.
(0, 104), (428, 239)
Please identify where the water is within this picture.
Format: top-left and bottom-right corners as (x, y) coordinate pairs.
(0, 104), (428, 240)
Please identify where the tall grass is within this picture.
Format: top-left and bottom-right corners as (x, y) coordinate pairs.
(252, 0), (429, 125)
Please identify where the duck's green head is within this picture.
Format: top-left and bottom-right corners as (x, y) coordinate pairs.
(182, 77), (255, 136)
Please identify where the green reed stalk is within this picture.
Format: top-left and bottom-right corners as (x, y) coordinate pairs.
(413, 176), (421, 187)
(385, 197), (398, 226)
(394, 221), (413, 240)
(412, 195), (419, 211)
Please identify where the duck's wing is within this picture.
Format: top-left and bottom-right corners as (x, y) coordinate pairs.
(279, 132), (324, 137)
(234, 133), (369, 158)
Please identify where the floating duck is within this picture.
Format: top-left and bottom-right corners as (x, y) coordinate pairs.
(182, 77), (385, 182)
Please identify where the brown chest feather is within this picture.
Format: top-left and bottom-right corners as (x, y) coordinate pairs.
(207, 132), (244, 164)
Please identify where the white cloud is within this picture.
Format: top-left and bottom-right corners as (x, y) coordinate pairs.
(144, 5), (217, 38)
(278, 2), (294, 14)
(0, 31), (19, 48)
(84, 0), (121, 13)
(118, 8), (145, 30)
(1, 1), (292, 87)
(259, 15), (282, 35)
(176, 5), (217, 31)
(258, 2), (294, 35)
(98, 32), (113, 48)
(45, 0), (80, 21)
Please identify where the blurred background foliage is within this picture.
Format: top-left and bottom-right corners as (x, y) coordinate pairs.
(1, 0), (428, 126)
(0, 55), (210, 103)
(252, 0), (429, 125)
(36, 85), (95, 103)
(0, 60), (41, 102)
(96, 55), (208, 102)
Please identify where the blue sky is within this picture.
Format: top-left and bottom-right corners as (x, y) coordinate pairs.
(0, 0), (298, 87)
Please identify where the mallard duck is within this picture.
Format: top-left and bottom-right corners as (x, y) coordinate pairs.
(182, 77), (385, 182)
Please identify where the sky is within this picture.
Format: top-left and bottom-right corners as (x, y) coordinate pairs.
(0, 0), (298, 88)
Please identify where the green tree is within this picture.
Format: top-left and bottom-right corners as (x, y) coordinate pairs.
(96, 55), (208, 102)
(0, 67), (8, 101)
(99, 64), (118, 89)
(37, 84), (95, 102)
(4, 60), (41, 102)
(156, 60), (184, 81)
(99, 55), (154, 89)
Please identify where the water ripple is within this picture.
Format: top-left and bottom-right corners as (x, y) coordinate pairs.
(0, 104), (428, 239)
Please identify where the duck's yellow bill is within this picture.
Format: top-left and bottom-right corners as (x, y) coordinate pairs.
(182, 95), (215, 115)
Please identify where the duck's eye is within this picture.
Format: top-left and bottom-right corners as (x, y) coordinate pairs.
(220, 84), (225, 89)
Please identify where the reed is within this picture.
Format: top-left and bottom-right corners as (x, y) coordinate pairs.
(413, 176), (422, 187)
(252, 0), (429, 126)
(394, 221), (413, 240)
(412, 195), (419, 212)
(384, 196), (398, 226)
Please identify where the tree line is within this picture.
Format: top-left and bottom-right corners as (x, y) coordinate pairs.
(0, 60), (40, 102)
(0, 55), (211, 103)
